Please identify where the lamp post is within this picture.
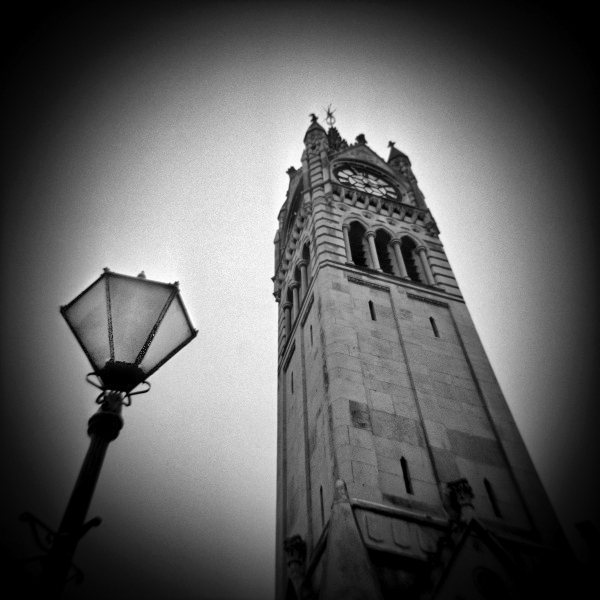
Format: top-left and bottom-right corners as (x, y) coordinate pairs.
(36, 268), (197, 599)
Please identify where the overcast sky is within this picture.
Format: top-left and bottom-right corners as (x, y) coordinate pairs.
(1, 3), (598, 599)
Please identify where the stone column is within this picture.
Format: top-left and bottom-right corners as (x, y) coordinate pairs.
(365, 231), (381, 271)
(391, 239), (408, 278)
(416, 246), (435, 285)
(283, 302), (292, 341)
(298, 260), (308, 302)
(342, 224), (352, 263)
(291, 282), (300, 321)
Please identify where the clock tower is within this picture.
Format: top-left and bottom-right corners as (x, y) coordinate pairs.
(273, 115), (573, 599)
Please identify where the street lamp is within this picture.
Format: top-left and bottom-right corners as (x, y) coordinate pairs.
(30, 268), (197, 598)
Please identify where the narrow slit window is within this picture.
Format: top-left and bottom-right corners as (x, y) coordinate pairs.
(401, 457), (414, 495)
(310, 325), (313, 346)
(291, 372), (294, 394)
(429, 316), (439, 338)
(369, 300), (376, 321)
(484, 478), (502, 518)
(320, 485), (325, 527)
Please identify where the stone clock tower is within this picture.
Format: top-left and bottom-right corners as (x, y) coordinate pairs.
(273, 115), (574, 599)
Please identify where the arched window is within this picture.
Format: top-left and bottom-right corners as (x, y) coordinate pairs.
(429, 316), (439, 338)
(401, 457), (414, 495)
(369, 300), (376, 321)
(348, 221), (369, 268)
(484, 478), (502, 518)
(400, 237), (423, 283)
(374, 229), (396, 275)
(320, 485), (325, 527)
(302, 243), (311, 282)
(283, 287), (293, 341)
(294, 264), (302, 290)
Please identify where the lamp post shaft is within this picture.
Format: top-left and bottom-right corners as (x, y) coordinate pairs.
(40, 393), (124, 599)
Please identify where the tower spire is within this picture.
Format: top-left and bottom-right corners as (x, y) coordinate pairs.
(304, 112), (327, 141)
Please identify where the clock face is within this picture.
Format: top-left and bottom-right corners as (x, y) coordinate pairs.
(335, 165), (398, 199)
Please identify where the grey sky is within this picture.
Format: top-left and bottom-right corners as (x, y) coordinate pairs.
(1, 3), (598, 599)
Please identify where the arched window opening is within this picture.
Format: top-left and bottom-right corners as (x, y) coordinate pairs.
(400, 237), (423, 283)
(283, 287), (293, 343)
(369, 300), (376, 321)
(484, 478), (502, 518)
(348, 222), (369, 268)
(320, 485), (325, 527)
(302, 243), (311, 282)
(293, 265), (302, 308)
(401, 457), (414, 495)
(430, 316), (439, 338)
(374, 229), (396, 275)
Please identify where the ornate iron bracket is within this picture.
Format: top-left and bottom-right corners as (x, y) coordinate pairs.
(18, 511), (101, 584)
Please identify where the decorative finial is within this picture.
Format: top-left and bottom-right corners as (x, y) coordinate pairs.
(309, 113), (318, 124)
(448, 478), (475, 523)
(355, 133), (367, 144)
(103, 267), (111, 272)
(388, 140), (395, 148)
(325, 104), (336, 127)
(137, 271), (146, 279)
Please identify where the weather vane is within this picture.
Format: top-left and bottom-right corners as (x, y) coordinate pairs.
(325, 104), (336, 127)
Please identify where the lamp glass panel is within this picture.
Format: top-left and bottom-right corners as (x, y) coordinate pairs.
(108, 276), (173, 364)
(62, 278), (110, 371)
(140, 294), (194, 375)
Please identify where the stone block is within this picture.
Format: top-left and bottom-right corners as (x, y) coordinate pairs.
(412, 480), (443, 506)
(345, 481), (383, 503)
(349, 400), (371, 430)
(424, 420), (452, 450)
(337, 459), (353, 483)
(349, 425), (375, 450)
(370, 411), (396, 440)
(323, 323), (358, 346)
(463, 413), (495, 440)
(369, 389), (394, 413)
(338, 441), (378, 465)
(357, 337), (393, 359)
(329, 378), (367, 403)
(379, 471), (406, 497)
(430, 447), (460, 482)
(392, 395), (420, 420)
(370, 326), (399, 343)
(352, 461), (380, 487)
(371, 411), (425, 447)
(329, 366), (365, 384)
(397, 442), (429, 466)
(446, 429), (504, 467)
(373, 436), (403, 460)
(329, 399), (352, 427)
(377, 455), (405, 477)
(326, 352), (362, 373)
(331, 424), (350, 447)
(332, 281), (350, 294)
(406, 456), (437, 485)
(396, 309), (413, 321)
(453, 387), (482, 406)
